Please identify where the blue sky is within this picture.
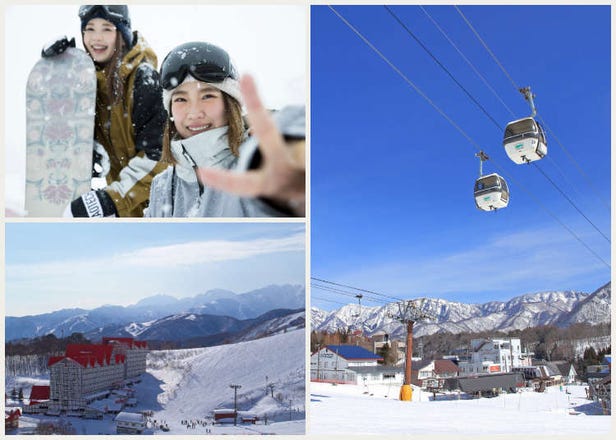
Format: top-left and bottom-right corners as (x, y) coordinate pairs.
(311, 5), (610, 310)
(5, 222), (305, 317)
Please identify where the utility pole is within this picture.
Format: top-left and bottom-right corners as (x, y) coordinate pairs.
(389, 299), (433, 401)
(229, 384), (241, 426)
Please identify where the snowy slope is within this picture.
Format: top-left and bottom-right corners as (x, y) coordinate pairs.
(6, 330), (305, 435)
(144, 329), (305, 432)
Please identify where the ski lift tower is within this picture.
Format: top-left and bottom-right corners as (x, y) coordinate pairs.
(389, 299), (433, 401)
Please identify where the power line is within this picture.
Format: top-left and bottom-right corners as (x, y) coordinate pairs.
(327, 5), (610, 270)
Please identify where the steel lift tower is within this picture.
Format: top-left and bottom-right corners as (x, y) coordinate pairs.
(389, 299), (433, 401)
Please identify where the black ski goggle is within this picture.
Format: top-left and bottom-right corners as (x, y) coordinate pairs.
(160, 44), (238, 91)
(78, 5), (129, 24)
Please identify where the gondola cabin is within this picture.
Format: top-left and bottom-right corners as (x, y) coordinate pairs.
(503, 117), (547, 164)
(474, 173), (509, 211)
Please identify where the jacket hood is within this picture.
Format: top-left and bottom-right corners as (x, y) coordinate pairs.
(118, 31), (157, 79)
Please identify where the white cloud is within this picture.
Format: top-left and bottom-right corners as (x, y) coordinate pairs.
(116, 234), (305, 267)
(321, 224), (609, 301)
(7, 233), (305, 279)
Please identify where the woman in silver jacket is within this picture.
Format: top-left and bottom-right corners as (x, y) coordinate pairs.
(146, 41), (305, 217)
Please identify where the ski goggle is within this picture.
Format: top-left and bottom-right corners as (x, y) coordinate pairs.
(160, 43), (238, 91)
(78, 5), (129, 25)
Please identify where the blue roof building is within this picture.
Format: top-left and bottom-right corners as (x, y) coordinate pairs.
(324, 345), (382, 362)
(311, 344), (401, 385)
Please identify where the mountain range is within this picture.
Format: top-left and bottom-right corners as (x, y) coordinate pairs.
(311, 282), (611, 339)
(6, 284), (305, 342)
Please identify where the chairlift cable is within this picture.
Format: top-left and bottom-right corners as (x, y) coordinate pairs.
(311, 295), (351, 307)
(311, 282), (394, 305)
(312, 276), (406, 303)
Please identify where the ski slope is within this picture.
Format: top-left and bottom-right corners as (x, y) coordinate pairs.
(7, 329), (305, 435)
(140, 328), (305, 434)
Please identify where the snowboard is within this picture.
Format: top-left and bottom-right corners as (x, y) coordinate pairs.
(25, 47), (96, 217)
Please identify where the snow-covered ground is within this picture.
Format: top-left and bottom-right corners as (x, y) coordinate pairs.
(309, 381), (611, 435)
(6, 330), (305, 435)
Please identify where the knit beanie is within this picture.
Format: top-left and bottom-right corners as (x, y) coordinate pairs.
(79, 5), (133, 48)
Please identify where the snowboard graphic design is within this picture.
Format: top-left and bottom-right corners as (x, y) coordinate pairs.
(25, 48), (96, 217)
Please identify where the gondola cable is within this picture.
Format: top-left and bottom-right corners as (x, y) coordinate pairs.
(326, 5), (610, 269)
(538, 115), (611, 212)
(384, 5), (503, 132)
(455, 5), (610, 212)
(385, 5), (610, 242)
(419, 5), (517, 119)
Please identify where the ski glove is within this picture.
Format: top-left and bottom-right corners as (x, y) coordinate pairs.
(64, 190), (118, 218)
(41, 36), (75, 58)
(92, 141), (111, 178)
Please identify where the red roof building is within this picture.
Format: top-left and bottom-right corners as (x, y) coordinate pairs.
(48, 337), (148, 411)
(5, 408), (21, 430)
(29, 385), (50, 404)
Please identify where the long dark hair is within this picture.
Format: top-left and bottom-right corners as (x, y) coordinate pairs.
(88, 30), (128, 105)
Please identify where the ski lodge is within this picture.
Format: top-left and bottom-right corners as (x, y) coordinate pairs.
(41, 337), (148, 412)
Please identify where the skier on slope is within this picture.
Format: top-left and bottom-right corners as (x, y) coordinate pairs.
(44, 5), (167, 217)
(145, 41), (305, 217)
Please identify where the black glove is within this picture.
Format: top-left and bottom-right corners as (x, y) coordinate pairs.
(41, 36), (75, 58)
(92, 141), (111, 178)
(65, 190), (118, 218)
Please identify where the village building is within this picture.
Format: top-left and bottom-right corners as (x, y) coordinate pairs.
(23, 385), (51, 414)
(311, 345), (405, 385)
(115, 411), (147, 434)
(458, 338), (532, 375)
(47, 337), (148, 412)
(5, 408), (22, 431)
(411, 359), (459, 389)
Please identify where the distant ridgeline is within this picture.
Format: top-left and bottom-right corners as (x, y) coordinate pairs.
(312, 282), (611, 339)
(6, 284), (306, 342)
